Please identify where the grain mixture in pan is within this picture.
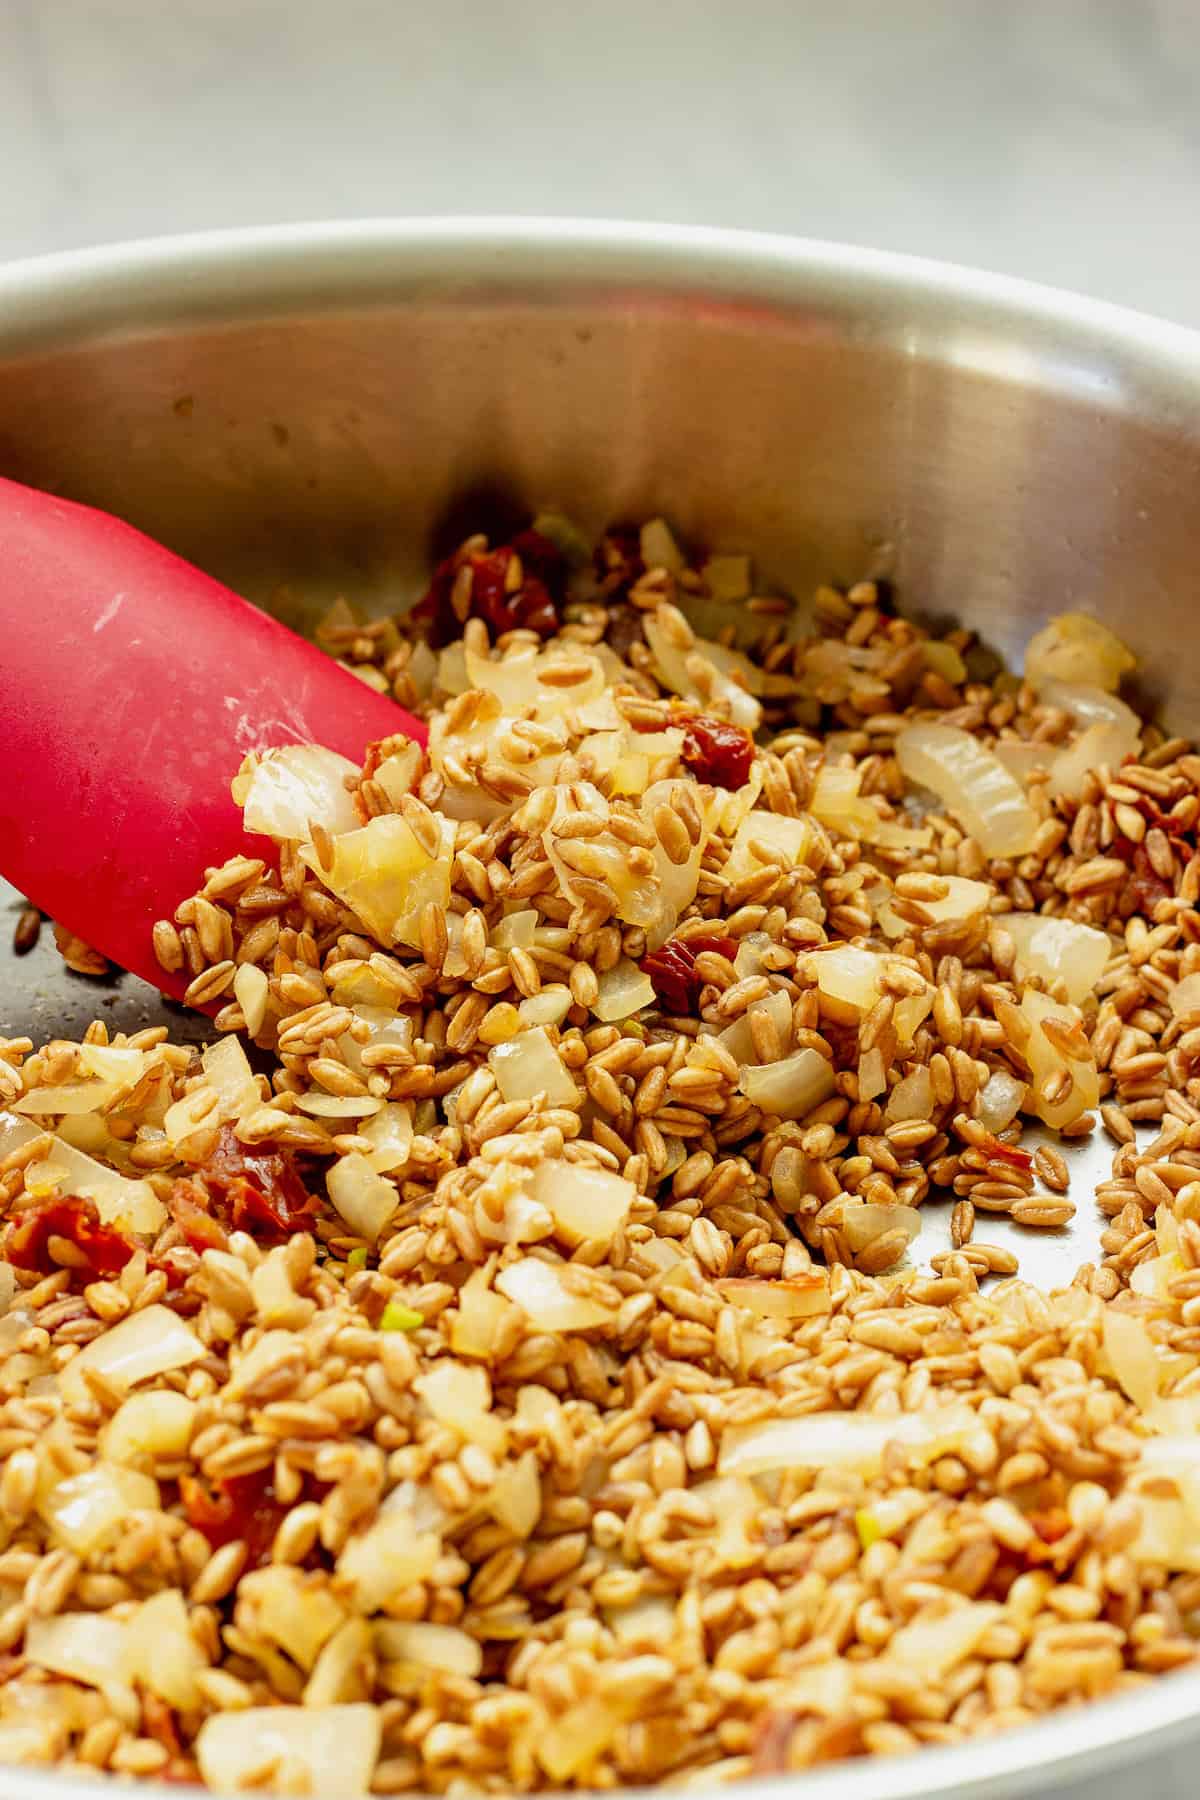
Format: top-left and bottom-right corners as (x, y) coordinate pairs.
(3, 519), (1200, 1794)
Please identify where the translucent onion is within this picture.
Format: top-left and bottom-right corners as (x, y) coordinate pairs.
(240, 743), (361, 841)
(975, 1069), (1027, 1133)
(492, 910), (538, 950)
(303, 811), (454, 950)
(885, 1067), (933, 1123)
(337, 1511), (440, 1614)
(884, 1602), (1002, 1681)
(414, 1361), (507, 1456)
(24, 1613), (131, 1690)
(719, 1403), (978, 1478)
(13, 1079), (118, 1116)
(243, 1566), (346, 1673)
(449, 1267), (519, 1361)
(1170, 973), (1200, 1020)
(1038, 681), (1143, 797)
(489, 1028), (578, 1107)
(530, 1160), (635, 1248)
(605, 1595), (677, 1646)
(126, 1588), (206, 1710)
(1126, 1492), (1200, 1573)
(724, 811), (813, 885)
(103, 1389), (197, 1466)
(358, 1101), (414, 1176)
(841, 1203), (922, 1256)
(809, 944), (885, 1019)
(715, 1273), (830, 1321)
(640, 517), (685, 574)
(495, 1258), (615, 1331)
(1000, 913), (1111, 1005)
(739, 1049), (836, 1120)
(465, 641), (605, 718)
(202, 1034), (261, 1119)
(60, 1303), (205, 1407)
(1019, 989), (1100, 1130)
(375, 1620), (482, 1677)
(519, 988), (573, 1029)
(717, 988), (793, 1067)
(1102, 1308), (1160, 1411)
(874, 875), (991, 940)
(593, 957), (657, 1023)
(196, 1704), (381, 1800)
(895, 723), (1039, 858)
(1024, 612), (1135, 692)
(644, 615), (763, 732)
(489, 1449), (543, 1538)
(234, 962), (269, 1037)
(326, 1154), (399, 1242)
(39, 1463), (159, 1554)
(810, 766), (925, 847)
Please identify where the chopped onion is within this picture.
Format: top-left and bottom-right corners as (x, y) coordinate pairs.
(644, 613), (762, 731)
(874, 875), (991, 940)
(103, 1389), (196, 1466)
(811, 766), (909, 846)
(896, 723), (1038, 858)
(14, 1079), (118, 1116)
(518, 988), (573, 1029)
(975, 1069), (1027, 1133)
(202, 1034), (261, 1119)
(885, 1602), (1002, 1681)
(1126, 1492), (1200, 1573)
(415, 1361), (507, 1456)
(496, 1258), (614, 1331)
(922, 640), (968, 685)
(303, 1617), (373, 1708)
(690, 1474), (762, 1570)
(304, 812), (454, 951)
(717, 988), (793, 1067)
(241, 744), (361, 841)
(724, 811), (813, 885)
(234, 963), (270, 1037)
(358, 1101), (414, 1176)
(841, 1203), (922, 1256)
(530, 1161), (634, 1248)
(449, 1267), (519, 1360)
(715, 1273), (830, 1320)
(372, 742), (424, 810)
(375, 1620), (482, 1677)
(243, 1566), (346, 1673)
(885, 1067), (933, 1123)
(593, 957), (656, 1023)
(326, 1154), (398, 1243)
(1170, 973), (1200, 1020)
(492, 910), (538, 950)
(1037, 681), (1143, 797)
(1102, 1308), (1160, 1411)
(1024, 612), (1135, 692)
(809, 944), (885, 1019)
(126, 1588), (206, 1710)
(196, 1704), (380, 1799)
(704, 553), (752, 602)
(740, 1049), (835, 1120)
(39, 1463), (159, 1554)
(605, 1595), (677, 1646)
(489, 1449), (542, 1538)
(466, 640), (605, 719)
(537, 1695), (635, 1783)
(337, 1510), (440, 1614)
(1000, 913), (1110, 1005)
(640, 517), (685, 574)
(60, 1303), (205, 1407)
(719, 1402), (978, 1478)
(337, 1006), (414, 1076)
(1019, 989), (1099, 1130)
(24, 1613), (131, 1690)
(489, 1028), (578, 1107)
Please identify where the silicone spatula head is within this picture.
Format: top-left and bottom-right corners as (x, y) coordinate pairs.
(0, 477), (428, 1003)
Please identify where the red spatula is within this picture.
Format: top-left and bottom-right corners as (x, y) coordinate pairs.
(0, 477), (428, 1003)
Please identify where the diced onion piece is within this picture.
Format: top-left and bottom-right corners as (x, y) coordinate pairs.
(126, 1589), (206, 1710)
(241, 744), (361, 841)
(60, 1303), (205, 1407)
(1019, 990), (1100, 1130)
(537, 1695), (636, 1783)
(724, 811), (813, 885)
(234, 963), (270, 1037)
(716, 988), (793, 1068)
(337, 1511), (440, 1614)
(337, 1006), (414, 1076)
(375, 1621), (482, 1677)
(1169, 973), (1200, 1020)
(450, 1268), (519, 1361)
(326, 1154), (398, 1243)
(489, 1028), (577, 1107)
(489, 1450), (542, 1538)
(415, 1361), (507, 1456)
(103, 1390), (196, 1466)
(874, 875), (992, 940)
(922, 640), (968, 685)
(885, 1602), (1002, 1681)
(24, 1613), (130, 1690)
(704, 553), (752, 601)
(895, 723), (1038, 858)
(733, 932), (772, 980)
(605, 1595), (677, 1646)
(372, 743), (423, 810)
(690, 1474), (762, 1569)
(643, 614), (762, 731)
(1024, 613), (1135, 692)
(14, 1080), (118, 1116)
(976, 1069), (1027, 1133)
(530, 1161), (635, 1248)
(244, 1567), (346, 1672)
(496, 1258), (614, 1331)
(885, 1067), (933, 1123)
(1126, 1493), (1200, 1573)
(303, 1617), (372, 1708)
(39, 1464), (159, 1554)
(1048, 720), (1141, 799)
(715, 1273), (830, 1320)
(304, 812), (454, 951)
(492, 911), (538, 950)
(1102, 1308), (1160, 1411)
(640, 517), (685, 574)
(1000, 913), (1110, 1005)
(810, 944), (884, 1018)
(810, 766), (884, 842)
(202, 1034), (260, 1120)
(593, 958), (656, 1023)
(719, 1403), (978, 1477)
(519, 988), (573, 1029)
(196, 1704), (381, 1799)
(841, 1203), (922, 1256)
(359, 1102), (414, 1175)
(740, 1049), (835, 1120)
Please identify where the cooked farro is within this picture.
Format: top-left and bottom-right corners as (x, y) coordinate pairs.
(4, 523), (1200, 1792)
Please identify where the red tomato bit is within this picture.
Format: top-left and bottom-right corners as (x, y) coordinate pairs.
(5, 1195), (137, 1280)
(415, 529), (566, 646)
(680, 714), (755, 790)
(641, 933), (739, 1015)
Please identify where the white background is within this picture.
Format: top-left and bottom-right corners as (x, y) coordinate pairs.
(2, 0), (1199, 324)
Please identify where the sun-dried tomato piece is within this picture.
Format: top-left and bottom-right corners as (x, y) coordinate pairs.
(6, 1195), (137, 1281)
(168, 1177), (229, 1254)
(975, 1131), (1033, 1171)
(680, 714), (754, 790)
(641, 933), (739, 1015)
(414, 529), (566, 647)
(181, 1468), (289, 1568)
(193, 1125), (319, 1241)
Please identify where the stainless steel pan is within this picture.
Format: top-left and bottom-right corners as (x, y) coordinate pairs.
(1, 219), (1199, 1800)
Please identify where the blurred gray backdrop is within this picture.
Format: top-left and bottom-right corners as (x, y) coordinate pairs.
(1, 0), (1199, 322)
